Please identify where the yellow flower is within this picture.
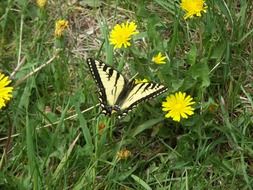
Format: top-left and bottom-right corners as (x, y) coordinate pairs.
(116, 149), (131, 161)
(162, 92), (195, 122)
(0, 73), (13, 110)
(152, 52), (167, 64)
(180, 0), (208, 19)
(54, 19), (69, 38)
(109, 21), (139, 49)
(135, 78), (149, 84)
(36, 0), (47, 8)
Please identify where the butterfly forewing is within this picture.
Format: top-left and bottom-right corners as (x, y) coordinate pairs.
(86, 58), (126, 113)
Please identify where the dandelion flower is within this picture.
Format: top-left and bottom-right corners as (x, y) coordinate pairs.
(180, 0), (208, 19)
(109, 21), (139, 49)
(36, 0), (47, 8)
(116, 149), (131, 161)
(0, 73), (13, 110)
(135, 78), (149, 84)
(54, 19), (69, 38)
(152, 52), (167, 64)
(162, 92), (195, 122)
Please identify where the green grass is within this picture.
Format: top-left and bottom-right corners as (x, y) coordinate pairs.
(1, 0), (253, 189)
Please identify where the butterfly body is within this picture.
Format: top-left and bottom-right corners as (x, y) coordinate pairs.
(86, 58), (168, 118)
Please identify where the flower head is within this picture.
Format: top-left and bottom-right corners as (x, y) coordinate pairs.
(152, 52), (167, 64)
(36, 0), (47, 8)
(116, 149), (131, 161)
(135, 78), (149, 84)
(180, 0), (207, 19)
(162, 92), (195, 122)
(54, 19), (69, 38)
(109, 21), (139, 49)
(0, 73), (13, 110)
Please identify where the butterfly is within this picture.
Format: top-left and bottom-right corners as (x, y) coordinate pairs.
(86, 58), (168, 118)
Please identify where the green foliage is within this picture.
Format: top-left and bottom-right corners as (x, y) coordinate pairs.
(0, 0), (253, 189)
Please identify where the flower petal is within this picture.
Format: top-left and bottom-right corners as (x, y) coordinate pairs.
(0, 73), (13, 109)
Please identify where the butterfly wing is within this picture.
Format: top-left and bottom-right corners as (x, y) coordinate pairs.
(118, 82), (168, 116)
(86, 58), (127, 115)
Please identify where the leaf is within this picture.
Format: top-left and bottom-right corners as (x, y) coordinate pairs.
(131, 174), (152, 190)
(53, 133), (81, 181)
(117, 165), (138, 181)
(214, 0), (233, 28)
(210, 42), (226, 61)
(189, 62), (210, 88)
(130, 118), (164, 137)
(187, 45), (197, 65)
(171, 78), (184, 91)
(154, 0), (176, 15)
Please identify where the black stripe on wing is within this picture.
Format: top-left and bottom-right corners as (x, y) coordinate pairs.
(86, 58), (109, 113)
